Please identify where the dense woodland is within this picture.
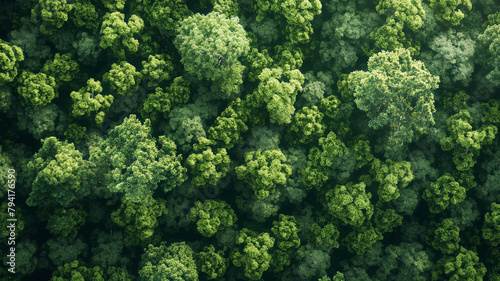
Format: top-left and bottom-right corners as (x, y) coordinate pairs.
(1, 0), (500, 280)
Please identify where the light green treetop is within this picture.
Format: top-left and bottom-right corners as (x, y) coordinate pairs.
(175, 11), (250, 97)
(348, 48), (439, 146)
(0, 39), (24, 86)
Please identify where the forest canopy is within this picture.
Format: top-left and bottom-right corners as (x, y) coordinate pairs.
(1, 0), (500, 280)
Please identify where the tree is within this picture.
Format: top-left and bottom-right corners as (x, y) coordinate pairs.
(301, 132), (355, 189)
(139, 242), (198, 281)
(235, 149), (292, 199)
(31, 0), (73, 35)
(100, 12), (144, 59)
(46, 237), (88, 267)
(295, 244), (331, 280)
(196, 245), (228, 280)
(348, 48), (440, 146)
(41, 53), (79, 84)
(427, 218), (460, 255)
(326, 182), (374, 228)
(70, 78), (114, 125)
(111, 197), (166, 246)
(423, 173), (466, 213)
(309, 223), (340, 252)
(207, 104), (248, 149)
(103, 61), (142, 96)
(478, 24), (500, 85)
(140, 77), (190, 121)
(185, 146), (231, 187)
(231, 228), (274, 280)
(247, 67), (304, 125)
(270, 214), (301, 271)
(482, 203), (500, 246)
(371, 159), (413, 202)
(370, 0), (424, 55)
(90, 115), (186, 202)
(148, 0), (192, 37)
(0, 39), (24, 86)
(72, 31), (102, 66)
(286, 106), (325, 144)
(187, 199), (237, 237)
(141, 54), (175, 87)
(27, 137), (89, 207)
(419, 30), (475, 88)
(432, 247), (486, 281)
(101, 0), (126, 10)
(429, 0), (472, 25)
(90, 230), (128, 268)
(344, 224), (383, 254)
(175, 11), (250, 97)
(46, 207), (87, 238)
(17, 71), (58, 108)
(252, 0), (322, 44)
(50, 260), (104, 281)
(440, 109), (497, 171)
(71, 0), (99, 30)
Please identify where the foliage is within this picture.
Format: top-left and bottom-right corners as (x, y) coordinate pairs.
(140, 77), (190, 121)
(429, 0), (472, 25)
(440, 109), (497, 171)
(111, 197), (166, 246)
(187, 199), (237, 237)
(231, 228), (275, 280)
(185, 146), (231, 187)
(326, 182), (374, 228)
(427, 218), (461, 255)
(423, 173), (466, 213)
(27, 137), (89, 207)
(31, 0), (73, 35)
(482, 202), (500, 246)
(90, 115), (186, 202)
(371, 159), (414, 202)
(0, 39), (24, 86)
(103, 61), (143, 96)
(235, 149), (292, 199)
(248, 67), (304, 124)
(46, 207), (87, 238)
(195, 245), (227, 280)
(431, 246), (487, 281)
(100, 12), (144, 58)
(309, 223), (340, 252)
(139, 242), (198, 281)
(41, 53), (79, 83)
(17, 71), (57, 108)
(175, 11), (250, 97)
(349, 48), (439, 146)
(70, 78), (114, 125)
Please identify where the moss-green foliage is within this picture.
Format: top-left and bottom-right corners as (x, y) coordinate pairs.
(187, 199), (237, 237)
(482, 203), (500, 246)
(0, 39), (24, 86)
(175, 11), (249, 97)
(423, 173), (466, 213)
(139, 242), (198, 281)
(90, 115), (186, 201)
(231, 228), (275, 280)
(46, 207), (87, 238)
(111, 197), (166, 246)
(195, 245), (228, 280)
(349, 48), (439, 146)
(100, 12), (144, 59)
(27, 137), (89, 207)
(17, 71), (58, 108)
(236, 149), (292, 199)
